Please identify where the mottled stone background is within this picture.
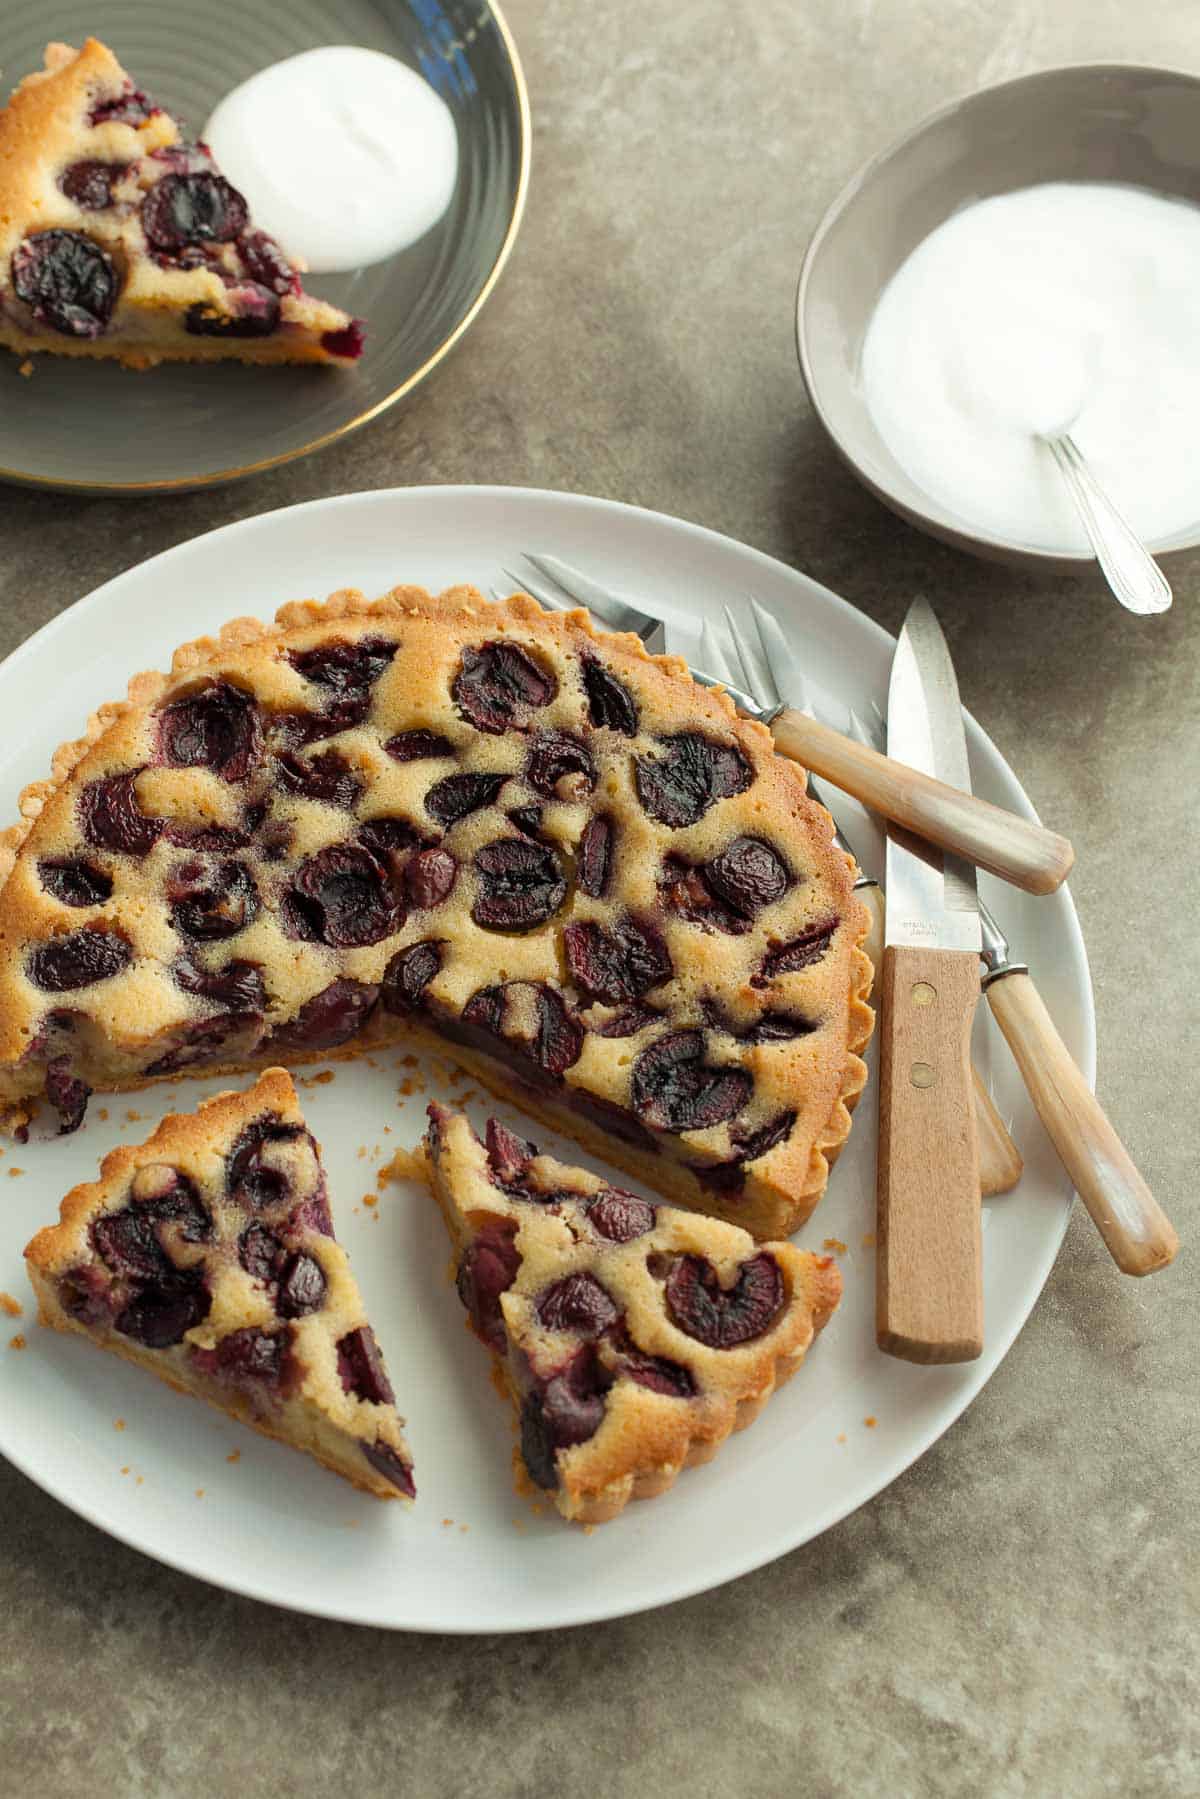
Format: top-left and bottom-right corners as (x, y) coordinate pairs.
(1, 2), (1196, 1793)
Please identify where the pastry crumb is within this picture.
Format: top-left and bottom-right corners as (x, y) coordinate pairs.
(356, 1145), (367, 1160)
(114, 1417), (126, 1431)
(7, 1166), (24, 1177)
(226, 1449), (240, 1464)
(135, 1475), (144, 1486)
(459, 1523), (468, 1533)
(9, 1333), (25, 1350)
(120, 1465), (130, 1475)
(18, 359), (33, 377)
(362, 1192), (377, 1208)
(836, 1433), (847, 1445)
(442, 1517), (453, 1527)
(195, 1488), (205, 1498)
(381, 1144), (427, 1184)
(861, 1232), (876, 1248)
(822, 1236), (848, 1254)
(0, 1292), (23, 1318)
(97, 1107), (110, 1121)
(864, 1416), (878, 1429)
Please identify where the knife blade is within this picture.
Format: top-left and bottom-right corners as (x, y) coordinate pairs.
(877, 599), (984, 1364)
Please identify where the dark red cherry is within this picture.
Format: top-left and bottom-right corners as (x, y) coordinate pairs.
(485, 1117), (536, 1187)
(524, 730), (596, 800)
(735, 1012), (818, 1044)
(39, 859), (113, 907)
(693, 1111), (798, 1192)
(453, 641), (557, 734)
(577, 815), (614, 898)
(142, 172), (247, 249)
(536, 1273), (620, 1337)
(227, 1116), (305, 1211)
(60, 161), (127, 210)
(115, 1272), (210, 1349)
(238, 1222), (284, 1285)
(665, 1253), (784, 1348)
(321, 320), (367, 360)
(173, 956), (266, 1015)
(269, 979), (379, 1051)
(168, 858), (259, 940)
(456, 1220), (520, 1351)
(79, 772), (161, 855)
(460, 981), (584, 1077)
(594, 1002), (661, 1038)
(425, 771), (506, 828)
(705, 837), (790, 917)
(472, 838), (567, 930)
(380, 940), (443, 1013)
(631, 1030), (752, 1134)
(276, 748), (362, 810)
(506, 805), (544, 839)
(45, 1056), (91, 1135)
(362, 1439), (415, 1495)
(11, 230), (118, 337)
(618, 1346), (695, 1397)
(237, 229), (300, 296)
(283, 845), (400, 948)
(358, 817), (424, 864)
(581, 653), (638, 736)
(28, 928), (131, 992)
(562, 918), (672, 1004)
(164, 822), (251, 852)
(753, 917), (839, 986)
(384, 729), (454, 763)
(660, 857), (750, 936)
(276, 1252), (327, 1319)
(191, 1325), (286, 1387)
(158, 681), (262, 782)
(405, 847), (457, 910)
(57, 1263), (112, 1327)
(635, 733), (752, 828)
(185, 288), (279, 338)
(144, 1013), (259, 1077)
(520, 1348), (611, 1488)
(89, 87), (158, 126)
(337, 1326), (395, 1405)
(584, 1189), (656, 1242)
(289, 637), (396, 698)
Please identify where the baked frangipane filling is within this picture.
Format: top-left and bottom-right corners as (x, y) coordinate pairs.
(24, 1068), (414, 1498)
(0, 582), (872, 1239)
(0, 39), (363, 368)
(424, 1104), (841, 1524)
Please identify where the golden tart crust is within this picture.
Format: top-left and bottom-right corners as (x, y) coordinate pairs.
(25, 1068), (414, 1498)
(424, 1104), (842, 1524)
(0, 39), (361, 368)
(0, 582), (873, 1239)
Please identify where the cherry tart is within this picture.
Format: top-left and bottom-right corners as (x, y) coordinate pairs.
(24, 1068), (414, 1499)
(0, 582), (872, 1238)
(0, 39), (363, 369)
(424, 1104), (841, 1524)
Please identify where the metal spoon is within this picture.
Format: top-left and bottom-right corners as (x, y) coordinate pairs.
(1040, 432), (1173, 615)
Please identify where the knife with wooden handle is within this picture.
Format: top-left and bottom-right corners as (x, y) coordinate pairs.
(876, 602), (984, 1364)
(853, 874), (1021, 1198)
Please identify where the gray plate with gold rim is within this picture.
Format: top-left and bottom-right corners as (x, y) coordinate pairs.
(0, 0), (529, 492)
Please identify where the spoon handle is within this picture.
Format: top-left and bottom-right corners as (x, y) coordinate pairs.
(1044, 434), (1172, 615)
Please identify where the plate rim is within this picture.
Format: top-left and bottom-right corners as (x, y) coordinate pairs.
(0, 483), (1094, 1630)
(0, 3), (532, 497)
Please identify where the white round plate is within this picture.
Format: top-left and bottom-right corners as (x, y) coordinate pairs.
(0, 487), (1092, 1632)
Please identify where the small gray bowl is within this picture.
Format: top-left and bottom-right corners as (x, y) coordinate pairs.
(796, 63), (1200, 574)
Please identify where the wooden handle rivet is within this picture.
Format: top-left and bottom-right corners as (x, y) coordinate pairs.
(911, 981), (937, 1007)
(910, 1061), (936, 1089)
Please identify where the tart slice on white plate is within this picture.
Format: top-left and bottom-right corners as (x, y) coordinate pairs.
(424, 1103), (842, 1524)
(25, 1068), (414, 1499)
(0, 38), (364, 368)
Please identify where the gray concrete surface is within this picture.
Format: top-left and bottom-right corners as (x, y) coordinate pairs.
(1, 2), (1196, 1794)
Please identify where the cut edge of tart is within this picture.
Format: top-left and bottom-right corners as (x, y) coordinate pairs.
(423, 1103), (842, 1524)
(24, 1067), (414, 1499)
(0, 581), (873, 1240)
(0, 39), (364, 369)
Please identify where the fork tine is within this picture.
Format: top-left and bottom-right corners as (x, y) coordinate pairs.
(500, 565), (577, 614)
(746, 598), (789, 711)
(724, 605), (774, 709)
(699, 619), (735, 688)
(522, 552), (654, 634)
